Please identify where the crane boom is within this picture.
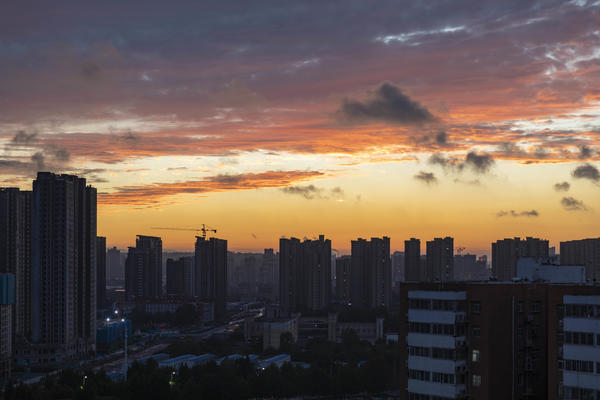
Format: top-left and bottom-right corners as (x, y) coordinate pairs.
(151, 223), (217, 239)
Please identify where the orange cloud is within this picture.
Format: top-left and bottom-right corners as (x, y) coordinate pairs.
(99, 169), (325, 207)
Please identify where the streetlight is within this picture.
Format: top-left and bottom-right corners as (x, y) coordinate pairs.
(114, 310), (129, 381)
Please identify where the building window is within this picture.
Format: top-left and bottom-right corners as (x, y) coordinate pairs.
(471, 301), (481, 314)
(530, 301), (541, 313)
(472, 374), (481, 387)
(472, 325), (481, 337)
(517, 301), (524, 313)
(472, 349), (480, 362)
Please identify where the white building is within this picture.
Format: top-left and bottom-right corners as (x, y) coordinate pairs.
(517, 258), (585, 283)
(561, 295), (600, 399)
(406, 290), (468, 399)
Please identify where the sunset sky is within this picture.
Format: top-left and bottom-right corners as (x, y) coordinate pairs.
(1, 1), (599, 255)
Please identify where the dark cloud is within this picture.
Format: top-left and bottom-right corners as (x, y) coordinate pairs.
(337, 83), (436, 125)
(280, 185), (345, 200)
(11, 131), (38, 144)
(428, 151), (494, 174)
(561, 196), (588, 211)
(553, 181), (570, 192)
(579, 145), (592, 159)
(31, 152), (45, 170)
(465, 151), (494, 174)
(572, 163), (600, 182)
(435, 131), (447, 145)
(414, 171), (437, 185)
(496, 210), (539, 217)
(80, 61), (101, 80)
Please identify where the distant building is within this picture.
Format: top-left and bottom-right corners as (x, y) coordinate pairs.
(516, 257), (585, 283)
(166, 256), (194, 297)
(426, 237), (454, 282)
(195, 237), (227, 319)
(29, 172), (97, 364)
(391, 251), (405, 284)
(125, 235), (163, 300)
(97, 236), (107, 311)
(404, 238), (421, 281)
(335, 255), (351, 304)
(0, 273), (14, 379)
(351, 237), (391, 308)
(492, 237), (549, 281)
(560, 238), (600, 281)
(279, 235), (331, 314)
(454, 254), (489, 281)
(0, 188), (32, 339)
(107, 246), (123, 283)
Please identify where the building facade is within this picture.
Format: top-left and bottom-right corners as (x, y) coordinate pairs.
(405, 238), (421, 282)
(351, 237), (391, 308)
(426, 237), (454, 282)
(125, 235), (162, 300)
(0, 188), (32, 339)
(336, 255), (351, 304)
(279, 235), (332, 314)
(560, 238), (600, 281)
(166, 256), (194, 297)
(492, 237), (549, 281)
(96, 236), (106, 311)
(195, 237), (227, 318)
(399, 281), (600, 400)
(0, 274), (14, 379)
(29, 172), (97, 364)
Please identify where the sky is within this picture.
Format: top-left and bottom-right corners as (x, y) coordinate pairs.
(1, 1), (599, 255)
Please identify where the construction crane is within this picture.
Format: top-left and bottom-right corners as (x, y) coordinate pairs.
(151, 224), (217, 239)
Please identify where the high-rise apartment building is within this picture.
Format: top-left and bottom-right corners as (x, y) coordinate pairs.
(96, 236), (106, 311)
(492, 237), (549, 281)
(399, 281), (600, 400)
(30, 172), (96, 363)
(125, 235), (163, 299)
(391, 251), (405, 285)
(279, 235), (332, 314)
(350, 237), (391, 308)
(166, 256), (194, 297)
(0, 188), (32, 338)
(195, 237), (227, 318)
(106, 246), (122, 283)
(405, 238), (421, 282)
(0, 273), (14, 380)
(426, 237), (454, 282)
(560, 238), (600, 281)
(335, 255), (351, 304)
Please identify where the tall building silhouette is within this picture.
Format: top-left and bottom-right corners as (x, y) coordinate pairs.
(106, 246), (122, 283)
(335, 255), (351, 304)
(426, 237), (454, 281)
(195, 237), (227, 318)
(279, 235), (331, 313)
(350, 237), (391, 308)
(560, 238), (600, 281)
(125, 235), (162, 299)
(0, 188), (31, 338)
(404, 238), (421, 281)
(31, 172), (96, 362)
(492, 237), (549, 281)
(0, 273), (14, 379)
(96, 236), (106, 311)
(166, 256), (194, 297)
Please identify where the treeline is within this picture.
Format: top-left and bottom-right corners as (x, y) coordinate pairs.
(1, 357), (395, 400)
(1, 337), (401, 399)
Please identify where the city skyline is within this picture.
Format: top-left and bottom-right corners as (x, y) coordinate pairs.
(1, 1), (599, 254)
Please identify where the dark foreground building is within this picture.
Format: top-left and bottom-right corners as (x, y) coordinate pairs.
(399, 281), (600, 400)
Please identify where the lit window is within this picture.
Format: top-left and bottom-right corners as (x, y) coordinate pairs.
(472, 374), (481, 387)
(472, 349), (480, 362)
